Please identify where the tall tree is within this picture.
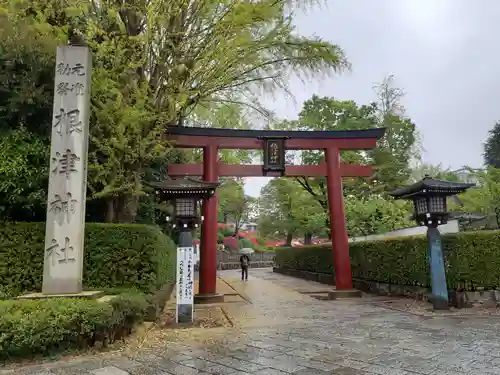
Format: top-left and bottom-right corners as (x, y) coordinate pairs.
(344, 195), (412, 237)
(258, 178), (326, 245)
(484, 122), (500, 168)
(1, 0), (349, 222)
(410, 163), (459, 183)
(452, 167), (500, 227)
(0, 127), (49, 221)
(218, 178), (254, 239)
(285, 96), (379, 219)
(369, 75), (419, 194)
(0, 7), (63, 136)
(270, 76), (418, 236)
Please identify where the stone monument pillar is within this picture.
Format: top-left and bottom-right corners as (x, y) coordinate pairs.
(42, 46), (92, 295)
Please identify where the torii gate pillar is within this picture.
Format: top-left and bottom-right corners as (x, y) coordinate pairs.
(194, 144), (224, 303)
(325, 147), (361, 298)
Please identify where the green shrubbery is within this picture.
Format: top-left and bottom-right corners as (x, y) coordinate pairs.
(238, 237), (255, 249)
(275, 230), (500, 290)
(0, 222), (177, 359)
(0, 291), (149, 359)
(0, 223), (176, 297)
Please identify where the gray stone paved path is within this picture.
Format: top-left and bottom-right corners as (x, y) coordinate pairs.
(3, 268), (500, 375)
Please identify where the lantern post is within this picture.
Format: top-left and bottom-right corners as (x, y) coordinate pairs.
(390, 175), (475, 310)
(148, 177), (219, 323)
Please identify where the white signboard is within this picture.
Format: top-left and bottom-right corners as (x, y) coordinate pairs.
(176, 246), (194, 323)
(42, 46), (92, 295)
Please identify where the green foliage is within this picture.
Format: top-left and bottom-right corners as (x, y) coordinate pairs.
(88, 69), (169, 222)
(217, 229), (225, 244)
(453, 167), (500, 227)
(255, 246), (276, 253)
(410, 163), (460, 183)
(239, 238), (255, 249)
(0, 127), (49, 221)
(344, 195), (412, 237)
(190, 104), (257, 164)
(0, 6), (65, 136)
(275, 230), (500, 290)
(218, 179), (254, 236)
(255, 237), (265, 246)
(0, 290), (149, 359)
(0, 223), (176, 297)
(262, 77), (418, 240)
(369, 75), (419, 194)
(484, 121), (500, 168)
(258, 178), (326, 240)
(273, 76), (418, 204)
(1, 0), (349, 223)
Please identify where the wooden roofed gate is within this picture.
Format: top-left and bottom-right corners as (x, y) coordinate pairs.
(166, 126), (385, 301)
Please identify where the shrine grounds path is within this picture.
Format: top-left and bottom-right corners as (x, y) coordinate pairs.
(4, 268), (500, 375)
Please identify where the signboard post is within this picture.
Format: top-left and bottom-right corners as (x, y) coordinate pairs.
(176, 246), (195, 323)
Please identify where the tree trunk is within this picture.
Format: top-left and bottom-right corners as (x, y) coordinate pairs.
(304, 232), (312, 245)
(106, 198), (116, 223)
(286, 231), (293, 247)
(116, 194), (139, 223)
(234, 221), (240, 251)
(325, 217), (332, 240)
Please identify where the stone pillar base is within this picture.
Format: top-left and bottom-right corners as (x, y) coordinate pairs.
(431, 296), (450, 310)
(194, 293), (224, 304)
(16, 290), (104, 300)
(328, 289), (362, 300)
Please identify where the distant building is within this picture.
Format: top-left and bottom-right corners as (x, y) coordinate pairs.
(452, 168), (481, 185)
(221, 221), (258, 232)
(240, 222), (258, 232)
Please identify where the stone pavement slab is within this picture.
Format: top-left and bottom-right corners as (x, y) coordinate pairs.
(4, 268), (500, 375)
(92, 367), (130, 375)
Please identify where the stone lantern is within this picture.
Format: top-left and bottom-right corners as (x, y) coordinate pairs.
(390, 175), (475, 310)
(148, 177), (219, 247)
(148, 177), (219, 323)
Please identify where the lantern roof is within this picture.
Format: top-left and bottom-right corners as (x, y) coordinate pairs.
(147, 177), (219, 198)
(389, 175), (475, 200)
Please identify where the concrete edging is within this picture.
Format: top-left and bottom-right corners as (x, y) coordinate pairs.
(273, 267), (500, 308)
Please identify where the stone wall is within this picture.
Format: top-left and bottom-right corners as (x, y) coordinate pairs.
(273, 267), (500, 308)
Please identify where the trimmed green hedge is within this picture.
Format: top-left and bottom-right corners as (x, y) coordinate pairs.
(0, 223), (176, 297)
(275, 230), (500, 290)
(0, 291), (149, 359)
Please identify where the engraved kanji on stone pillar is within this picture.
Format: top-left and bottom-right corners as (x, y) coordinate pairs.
(43, 46), (92, 295)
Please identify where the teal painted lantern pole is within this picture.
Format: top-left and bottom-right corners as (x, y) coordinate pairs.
(390, 175), (474, 311)
(426, 225), (448, 310)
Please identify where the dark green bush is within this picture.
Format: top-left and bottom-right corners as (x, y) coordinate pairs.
(255, 237), (265, 246)
(217, 229), (225, 244)
(275, 230), (500, 290)
(0, 291), (149, 359)
(239, 237), (255, 249)
(0, 223), (176, 297)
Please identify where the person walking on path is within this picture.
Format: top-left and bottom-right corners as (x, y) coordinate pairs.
(240, 254), (250, 281)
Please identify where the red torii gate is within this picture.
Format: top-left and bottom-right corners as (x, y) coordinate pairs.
(167, 126), (385, 302)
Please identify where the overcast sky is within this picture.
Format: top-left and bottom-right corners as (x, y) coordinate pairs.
(244, 0), (500, 197)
